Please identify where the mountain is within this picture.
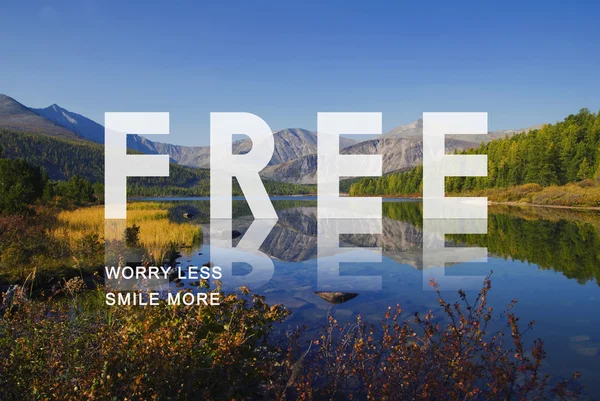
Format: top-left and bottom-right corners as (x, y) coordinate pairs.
(2, 94), (543, 188)
(128, 128), (357, 169)
(26, 102), (211, 165)
(261, 128), (356, 165)
(258, 118), (542, 186)
(260, 136), (477, 184)
(380, 118), (542, 143)
(125, 135), (208, 165)
(0, 94), (84, 141)
(31, 104), (105, 144)
(260, 154), (319, 184)
(0, 128), (315, 196)
(26, 100), (357, 169)
(379, 119), (423, 139)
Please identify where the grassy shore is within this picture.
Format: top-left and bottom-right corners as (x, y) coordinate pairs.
(54, 202), (202, 261)
(348, 180), (600, 209)
(0, 202), (202, 286)
(455, 180), (600, 208)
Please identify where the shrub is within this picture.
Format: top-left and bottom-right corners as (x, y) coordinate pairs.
(0, 278), (584, 400)
(281, 277), (582, 400)
(124, 223), (141, 247)
(0, 159), (46, 214)
(0, 282), (290, 400)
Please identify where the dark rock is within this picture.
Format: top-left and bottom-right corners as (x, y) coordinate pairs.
(176, 282), (184, 288)
(203, 261), (214, 268)
(314, 292), (359, 304)
(168, 268), (179, 282)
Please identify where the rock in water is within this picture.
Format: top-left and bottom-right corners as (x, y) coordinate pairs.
(314, 292), (359, 304)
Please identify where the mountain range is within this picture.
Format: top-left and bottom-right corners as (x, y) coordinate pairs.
(0, 93), (542, 185)
(0, 95), (84, 141)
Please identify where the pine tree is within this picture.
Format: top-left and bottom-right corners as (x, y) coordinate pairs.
(578, 157), (591, 180)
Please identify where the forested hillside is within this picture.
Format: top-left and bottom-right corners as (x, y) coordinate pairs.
(129, 175), (315, 197)
(0, 129), (104, 181)
(349, 166), (423, 196)
(349, 109), (600, 197)
(0, 129), (315, 197)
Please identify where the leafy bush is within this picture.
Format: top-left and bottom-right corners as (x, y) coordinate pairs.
(0, 278), (583, 400)
(0, 282), (290, 400)
(0, 158), (47, 214)
(124, 223), (141, 247)
(282, 277), (582, 400)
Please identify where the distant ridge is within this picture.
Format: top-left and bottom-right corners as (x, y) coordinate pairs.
(1, 93), (546, 186)
(379, 118), (542, 143)
(260, 136), (477, 184)
(126, 128), (356, 169)
(22, 98), (358, 169)
(31, 103), (105, 144)
(0, 94), (84, 141)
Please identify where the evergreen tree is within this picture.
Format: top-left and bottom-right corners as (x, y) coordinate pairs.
(349, 109), (600, 196)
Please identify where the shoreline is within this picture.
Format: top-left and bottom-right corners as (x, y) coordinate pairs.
(487, 200), (600, 211)
(129, 194), (600, 211)
(343, 194), (600, 211)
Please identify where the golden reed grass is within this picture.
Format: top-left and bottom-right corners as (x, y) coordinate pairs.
(51, 202), (202, 260)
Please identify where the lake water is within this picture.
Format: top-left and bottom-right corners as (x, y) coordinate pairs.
(143, 197), (600, 396)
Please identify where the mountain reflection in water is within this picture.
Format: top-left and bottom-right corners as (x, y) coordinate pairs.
(164, 199), (600, 285)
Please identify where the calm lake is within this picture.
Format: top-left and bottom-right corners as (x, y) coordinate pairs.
(142, 196), (600, 396)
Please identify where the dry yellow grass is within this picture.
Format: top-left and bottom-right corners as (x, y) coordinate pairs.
(461, 181), (600, 208)
(52, 202), (202, 261)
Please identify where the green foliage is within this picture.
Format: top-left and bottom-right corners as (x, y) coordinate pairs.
(92, 182), (104, 203)
(0, 129), (316, 205)
(449, 212), (600, 285)
(71, 232), (104, 269)
(0, 129), (104, 182)
(0, 129), (315, 199)
(0, 213), (74, 284)
(349, 166), (423, 196)
(56, 175), (95, 205)
(339, 176), (364, 193)
(124, 224), (141, 247)
(449, 108), (600, 191)
(129, 175), (315, 197)
(0, 158), (47, 214)
(349, 109), (600, 198)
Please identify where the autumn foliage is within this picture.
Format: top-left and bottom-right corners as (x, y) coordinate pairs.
(280, 277), (582, 400)
(0, 277), (583, 400)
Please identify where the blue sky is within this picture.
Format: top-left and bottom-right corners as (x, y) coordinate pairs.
(1, 0), (599, 146)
